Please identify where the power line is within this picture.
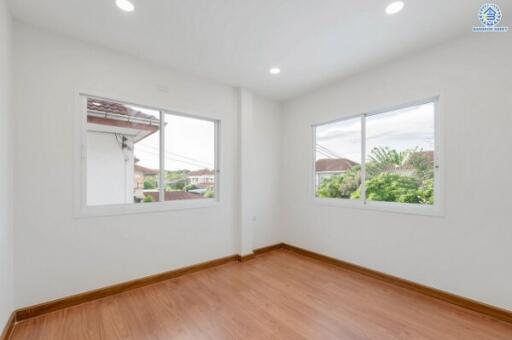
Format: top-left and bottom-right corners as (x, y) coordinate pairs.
(316, 144), (342, 159)
(137, 143), (213, 168)
(317, 144), (340, 158)
(136, 145), (213, 168)
(316, 149), (333, 159)
(135, 149), (210, 169)
(134, 148), (213, 169)
(138, 150), (213, 168)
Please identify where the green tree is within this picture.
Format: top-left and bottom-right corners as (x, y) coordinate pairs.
(167, 179), (187, 191)
(353, 173), (420, 203)
(143, 176), (157, 190)
(366, 146), (416, 178)
(316, 165), (361, 198)
(165, 170), (189, 191)
(315, 148), (434, 204)
(407, 151), (434, 182)
(317, 175), (345, 198)
(418, 178), (434, 204)
(203, 188), (215, 198)
(184, 183), (199, 192)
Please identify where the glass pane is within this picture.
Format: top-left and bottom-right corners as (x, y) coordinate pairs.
(163, 114), (215, 201)
(86, 98), (161, 206)
(315, 116), (362, 199)
(365, 102), (435, 205)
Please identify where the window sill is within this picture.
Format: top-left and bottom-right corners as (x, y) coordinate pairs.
(312, 197), (444, 217)
(74, 199), (221, 219)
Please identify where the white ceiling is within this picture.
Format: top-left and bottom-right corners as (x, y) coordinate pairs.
(8, 0), (507, 100)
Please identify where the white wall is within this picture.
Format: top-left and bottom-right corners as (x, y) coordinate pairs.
(10, 14), (512, 315)
(237, 89), (256, 255)
(237, 91), (283, 254)
(0, 0), (14, 327)
(86, 131), (134, 206)
(282, 33), (512, 310)
(252, 95), (283, 248)
(12, 23), (280, 308)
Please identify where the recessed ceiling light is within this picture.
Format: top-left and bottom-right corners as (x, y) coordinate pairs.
(116, 0), (135, 12)
(269, 67), (281, 75)
(385, 1), (404, 15)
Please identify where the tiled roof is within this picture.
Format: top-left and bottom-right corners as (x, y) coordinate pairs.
(87, 98), (159, 122)
(400, 150), (435, 170)
(416, 150), (434, 162)
(144, 191), (205, 201)
(315, 158), (358, 172)
(188, 169), (215, 176)
(134, 165), (159, 176)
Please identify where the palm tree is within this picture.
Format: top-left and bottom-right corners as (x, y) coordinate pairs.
(366, 146), (417, 177)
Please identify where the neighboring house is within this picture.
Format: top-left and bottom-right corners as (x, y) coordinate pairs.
(415, 150), (434, 163)
(144, 191), (203, 201)
(315, 151), (434, 184)
(187, 169), (215, 185)
(134, 164), (159, 201)
(315, 158), (359, 185)
(390, 150), (434, 177)
(86, 98), (159, 205)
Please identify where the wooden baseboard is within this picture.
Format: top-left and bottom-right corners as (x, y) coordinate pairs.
(253, 243), (285, 255)
(238, 253), (256, 262)
(281, 243), (512, 324)
(238, 244), (285, 262)
(14, 244), (283, 324)
(10, 242), (512, 330)
(15, 254), (240, 322)
(0, 312), (15, 340)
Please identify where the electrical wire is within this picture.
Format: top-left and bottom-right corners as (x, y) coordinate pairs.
(136, 143), (213, 168)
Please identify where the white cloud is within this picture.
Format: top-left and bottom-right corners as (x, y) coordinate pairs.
(132, 106), (215, 171)
(316, 102), (434, 163)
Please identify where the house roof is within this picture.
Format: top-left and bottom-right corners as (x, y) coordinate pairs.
(315, 158), (358, 172)
(144, 191), (205, 201)
(195, 183), (213, 189)
(87, 98), (160, 142)
(416, 150), (434, 162)
(188, 169), (215, 176)
(87, 98), (159, 122)
(134, 165), (159, 176)
(398, 150), (434, 170)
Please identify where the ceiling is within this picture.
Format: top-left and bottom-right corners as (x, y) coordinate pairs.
(8, 0), (506, 100)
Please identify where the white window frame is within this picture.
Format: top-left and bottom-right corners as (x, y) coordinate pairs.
(312, 96), (443, 217)
(74, 93), (221, 218)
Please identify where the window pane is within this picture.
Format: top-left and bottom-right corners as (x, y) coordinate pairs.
(315, 116), (362, 199)
(86, 98), (161, 206)
(365, 102), (435, 205)
(163, 114), (215, 201)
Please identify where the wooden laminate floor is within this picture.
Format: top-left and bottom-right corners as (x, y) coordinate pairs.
(11, 249), (512, 339)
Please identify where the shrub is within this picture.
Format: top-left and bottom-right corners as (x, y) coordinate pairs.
(407, 152), (434, 182)
(144, 176), (157, 190)
(166, 171), (189, 190)
(184, 184), (199, 192)
(203, 188), (215, 198)
(418, 178), (434, 204)
(317, 166), (361, 198)
(168, 180), (186, 191)
(358, 172), (420, 203)
(143, 195), (153, 203)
